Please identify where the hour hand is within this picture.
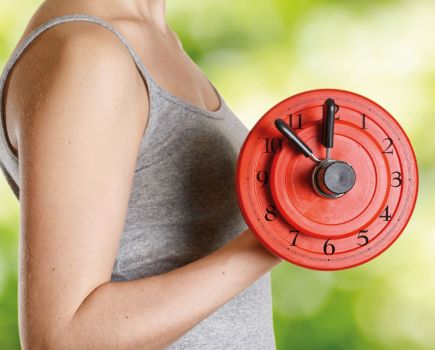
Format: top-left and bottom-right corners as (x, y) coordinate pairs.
(274, 118), (320, 163)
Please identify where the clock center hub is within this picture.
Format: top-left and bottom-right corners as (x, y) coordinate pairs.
(313, 160), (356, 199)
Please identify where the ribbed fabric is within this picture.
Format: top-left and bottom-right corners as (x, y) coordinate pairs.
(0, 13), (276, 349)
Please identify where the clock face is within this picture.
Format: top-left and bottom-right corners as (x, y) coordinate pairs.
(235, 89), (419, 271)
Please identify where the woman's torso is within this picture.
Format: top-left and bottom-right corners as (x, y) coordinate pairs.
(0, 4), (276, 349)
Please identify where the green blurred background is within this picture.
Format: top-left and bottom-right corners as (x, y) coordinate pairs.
(1, 0), (434, 349)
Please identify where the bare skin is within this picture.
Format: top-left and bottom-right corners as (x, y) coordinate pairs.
(4, 0), (283, 349)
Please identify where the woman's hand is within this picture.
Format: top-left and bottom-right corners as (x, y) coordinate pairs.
(237, 228), (283, 266)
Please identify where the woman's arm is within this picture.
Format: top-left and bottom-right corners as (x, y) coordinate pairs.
(15, 23), (281, 350)
(70, 228), (280, 350)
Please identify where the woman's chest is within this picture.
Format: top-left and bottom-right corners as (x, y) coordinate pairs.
(112, 106), (250, 280)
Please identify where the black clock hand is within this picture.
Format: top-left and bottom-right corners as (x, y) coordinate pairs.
(274, 118), (320, 163)
(322, 98), (337, 160)
(314, 98), (355, 198)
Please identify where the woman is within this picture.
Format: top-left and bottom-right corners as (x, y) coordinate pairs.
(0, 0), (282, 349)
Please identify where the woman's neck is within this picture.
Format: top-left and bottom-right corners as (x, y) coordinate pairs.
(47, 0), (168, 33)
(124, 0), (167, 31)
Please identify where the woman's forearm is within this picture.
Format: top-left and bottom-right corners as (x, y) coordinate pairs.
(50, 229), (281, 350)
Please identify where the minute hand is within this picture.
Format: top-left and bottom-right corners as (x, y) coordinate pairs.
(322, 98), (337, 160)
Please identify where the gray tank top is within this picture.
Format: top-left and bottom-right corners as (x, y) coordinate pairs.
(0, 13), (276, 349)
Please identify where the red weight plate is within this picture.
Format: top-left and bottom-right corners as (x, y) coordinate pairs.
(235, 89), (419, 270)
(269, 121), (390, 239)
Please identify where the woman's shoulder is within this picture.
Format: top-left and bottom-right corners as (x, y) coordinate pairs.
(4, 11), (148, 152)
(17, 12), (135, 64)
